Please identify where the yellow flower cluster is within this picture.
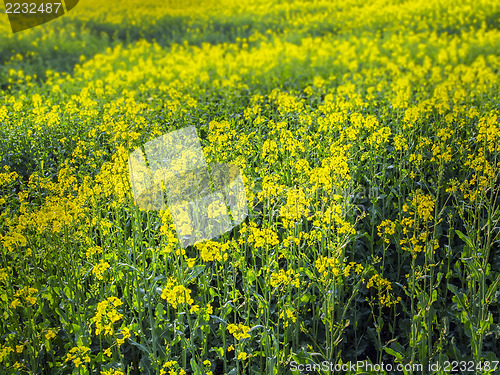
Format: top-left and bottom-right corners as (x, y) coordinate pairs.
(343, 262), (364, 277)
(101, 369), (125, 375)
(403, 191), (435, 222)
(280, 187), (309, 228)
(315, 257), (364, 280)
(86, 245), (103, 260)
(462, 148), (497, 200)
(160, 360), (187, 375)
(196, 240), (229, 262)
(161, 278), (194, 309)
(92, 261), (110, 281)
(279, 307), (297, 328)
(237, 351), (249, 360)
(92, 297), (123, 336)
(227, 323), (251, 340)
(366, 274), (401, 308)
(257, 175), (285, 204)
(246, 226), (280, 248)
(206, 200), (228, 219)
(45, 328), (58, 340)
(399, 191), (441, 257)
(0, 170), (18, 187)
(65, 345), (91, 369)
(0, 229), (27, 252)
(0, 345), (14, 363)
(261, 139), (279, 163)
(477, 112), (499, 153)
(400, 230), (439, 257)
(367, 126), (391, 148)
(269, 269), (300, 289)
(311, 200), (356, 236)
(12, 287), (38, 307)
(0, 0), (498, 369)
(315, 256), (341, 278)
(377, 220), (396, 244)
(117, 327), (131, 346)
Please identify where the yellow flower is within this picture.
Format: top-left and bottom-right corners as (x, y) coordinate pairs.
(161, 278), (194, 308)
(377, 220), (396, 243)
(185, 257), (196, 267)
(13, 287), (38, 306)
(160, 360), (184, 375)
(269, 269), (300, 289)
(315, 255), (341, 278)
(247, 226), (279, 248)
(227, 323), (251, 340)
(196, 241), (227, 262)
(279, 187), (309, 228)
(45, 329), (58, 340)
(117, 327), (131, 346)
(101, 369), (125, 375)
(477, 112), (499, 153)
(86, 246), (103, 260)
(206, 303), (213, 315)
(411, 192), (435, 221)
(237, 351), (248, 360)
(93, 261), (110, 280)
(0, 345), (14, 362)
(92, 297), (123, 336)
(65, 345), (91, 368)
(279, 307), (297, 328)
(366, 274), (400, 308)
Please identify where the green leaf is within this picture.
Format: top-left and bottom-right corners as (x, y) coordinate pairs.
(455, 229), (474, 256)
(486, 273), (500, 303)
(447, 284), (466, 309)
(384, 347), (404, 361)
(185, 265), (206, 283)
(190, 358), (203, 375)
(155, 302), (165, 319)
(210, 346), (224, 359)
(249, 324), (265, 333)
(129, 339), (151, 355)
(210, 315), (228, 325)
(71, 323), (81, 334)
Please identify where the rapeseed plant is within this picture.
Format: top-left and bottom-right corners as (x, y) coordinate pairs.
(160, 278), (194, 309)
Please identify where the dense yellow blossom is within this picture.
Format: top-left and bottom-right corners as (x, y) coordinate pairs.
(93, 261), (110, 280)
(65, 345), (91, 369)
(227, 323), (251, 340)
(269, 269), (300, 289)
(196, 240), (229, 262)
(377, 220), (396, 244)
(161, 278), (194, 309)
(366, 274), (401, 308)
(92, 297), (124, 336)
(246, 226), (280, 248)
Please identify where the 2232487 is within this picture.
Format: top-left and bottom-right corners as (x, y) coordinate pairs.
(5, 2), (62, 13)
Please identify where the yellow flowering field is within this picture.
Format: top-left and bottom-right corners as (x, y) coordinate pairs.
(0, 0), (500, 373)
